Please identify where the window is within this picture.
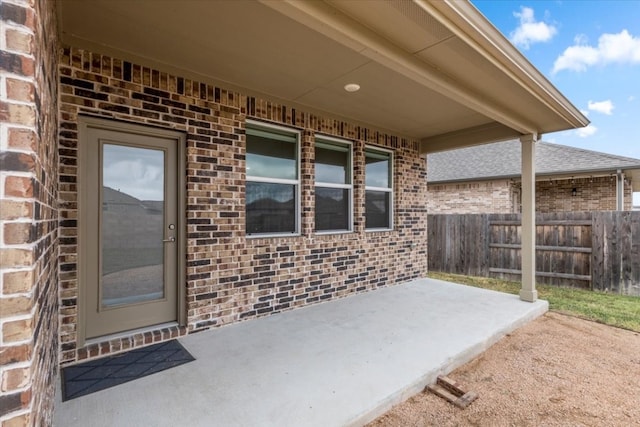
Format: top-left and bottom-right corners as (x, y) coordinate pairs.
(246, 123), (300, 236)
(365, 147), (393, 230)
(315, 137), (352, 233)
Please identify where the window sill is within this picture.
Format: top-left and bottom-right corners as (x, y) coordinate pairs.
(365, 228), (394, 233)
(315, 230), (354, 236)
(246, 233), (301, 239)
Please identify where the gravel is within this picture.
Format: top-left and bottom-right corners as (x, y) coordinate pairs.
(367, 312), (640, 427)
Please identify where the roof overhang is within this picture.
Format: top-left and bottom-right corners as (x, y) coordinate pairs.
(57, 0), (588, 152)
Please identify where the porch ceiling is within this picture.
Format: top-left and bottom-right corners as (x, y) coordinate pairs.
(57, 0), (588, 152)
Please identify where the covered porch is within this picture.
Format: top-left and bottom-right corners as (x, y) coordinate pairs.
(0, 1), (586, 425)
(54, 278), (547, 426)
(55, 0), (589, 308)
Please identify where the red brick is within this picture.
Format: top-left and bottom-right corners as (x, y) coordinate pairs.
(2, 319), (33, 343)
(6, 128), (36, 151)
(3, 222), (33, 245)
(6, 78), (35, 102)
(1, 366), (30, 392)
(0, 152), (35, 173)
(0, 248), (33, 268)
(0, 344), (31, 365)
(0, 200), (33, 220)
(4, 176), (34, 198)
(5, 29), (33, 55)
(0, 296), (31, 317)
(1, 412), (31, 427)
(2, 270), (33, 294)
(0, 102), (35, 126)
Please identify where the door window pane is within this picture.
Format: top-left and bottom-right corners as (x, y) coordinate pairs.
(101, 144), (164, 307)
(246, 182), (296, 234)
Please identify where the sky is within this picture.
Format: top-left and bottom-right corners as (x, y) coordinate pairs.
(472, 1), (640, 205)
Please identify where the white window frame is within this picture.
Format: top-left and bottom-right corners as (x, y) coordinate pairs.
(314, 135), (353, 235)
(245, 120), (301, 238)
(364, 145), (394, 231)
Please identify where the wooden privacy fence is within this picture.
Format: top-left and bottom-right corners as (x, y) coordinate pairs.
(428, 211), (640, 296)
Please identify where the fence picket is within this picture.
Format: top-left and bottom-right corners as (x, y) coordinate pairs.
(427, 211), (640, 296)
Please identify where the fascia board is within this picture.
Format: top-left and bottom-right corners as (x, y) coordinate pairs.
(420, 123), (523, 154)
(422, 0), (589, 130)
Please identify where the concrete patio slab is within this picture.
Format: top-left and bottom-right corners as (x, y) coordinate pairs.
(54, 278), (548, 427)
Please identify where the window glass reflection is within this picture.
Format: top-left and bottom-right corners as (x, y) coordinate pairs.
(365, 190), (390, 229)
(247, 134), (297, 180)
(101, 144), (164, 306)
(315, 187), (349, 231)
(246, 182), (296, 234)
(365, 153), (389, 188)
(316, 146), (349, 184)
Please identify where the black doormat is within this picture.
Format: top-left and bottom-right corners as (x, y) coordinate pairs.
(61, 340), (195, 401)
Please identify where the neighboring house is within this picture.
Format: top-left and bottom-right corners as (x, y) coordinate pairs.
(0, 1), (587, 424)
(427, 140), (640, 213)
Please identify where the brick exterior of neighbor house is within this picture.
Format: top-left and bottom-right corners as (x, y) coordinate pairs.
(427, 139), (640, 215)
(0, 0), (60, 425)
(427, 176), (633, 214)
(426, 179), (518, 214)
(534, 176), (633, 212)
(56, 48), (429, 367)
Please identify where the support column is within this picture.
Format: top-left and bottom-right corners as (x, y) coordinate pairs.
(616, 169), (624, 211)
(520, 134), (538, 302)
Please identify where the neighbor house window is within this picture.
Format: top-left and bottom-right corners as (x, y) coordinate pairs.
(315, 137), (353, 233)
(365, 147), (393, 230)
(246, 122), (300, 236)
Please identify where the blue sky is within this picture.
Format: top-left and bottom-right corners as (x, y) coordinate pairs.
(473, 1), (640, 204)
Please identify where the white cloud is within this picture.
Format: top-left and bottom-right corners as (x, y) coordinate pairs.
(509, 7), (557, 49)
(576, 124), (598, 138)
(587, 100), (614, 115)
(553, 29), (640, 73)
(579, 109), (589, 117)
(629, 95), (636, 102)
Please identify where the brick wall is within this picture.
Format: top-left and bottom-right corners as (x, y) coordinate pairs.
(426, 180), (517, 214)
(57, 48), (428, 365)
(427, 176), (632, 214)
(0, 0), (59, 426)
(535, 176), (631, 212)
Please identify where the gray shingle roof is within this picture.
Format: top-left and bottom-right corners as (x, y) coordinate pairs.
(427, 140), (640, 183)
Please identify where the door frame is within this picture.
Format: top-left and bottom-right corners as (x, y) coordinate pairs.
(77, 116), (186, 346)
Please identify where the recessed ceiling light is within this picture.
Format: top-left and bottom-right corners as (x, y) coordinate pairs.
(344, 83), (360, 92)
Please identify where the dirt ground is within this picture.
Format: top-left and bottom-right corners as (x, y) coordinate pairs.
(368, 312), (640, 427)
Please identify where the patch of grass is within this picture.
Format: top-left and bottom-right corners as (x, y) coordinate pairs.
(428, 272), (640, 332)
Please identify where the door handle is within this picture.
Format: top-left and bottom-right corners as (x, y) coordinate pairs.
(162, 237), (176, 243)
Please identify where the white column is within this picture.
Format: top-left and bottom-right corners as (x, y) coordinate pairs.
(520, 134), (538, 302)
